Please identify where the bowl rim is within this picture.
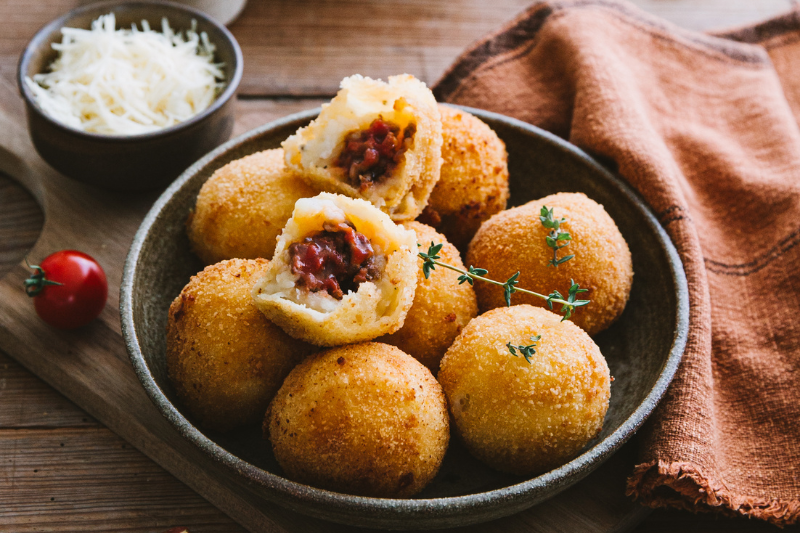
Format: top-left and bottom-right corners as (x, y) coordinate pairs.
(120, 105), (689, 520)
(17, 0), (243, 143)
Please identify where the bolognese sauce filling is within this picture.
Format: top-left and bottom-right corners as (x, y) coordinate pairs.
(288, 222), (380, 300)
(335, 118), (416, 190)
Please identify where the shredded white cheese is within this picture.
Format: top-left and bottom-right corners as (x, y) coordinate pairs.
(25, 13), (225, 136)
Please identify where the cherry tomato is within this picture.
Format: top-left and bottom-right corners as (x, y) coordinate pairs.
(25, 250), (108, 329)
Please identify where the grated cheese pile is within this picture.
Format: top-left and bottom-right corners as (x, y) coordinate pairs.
(25, 13), (225, 136)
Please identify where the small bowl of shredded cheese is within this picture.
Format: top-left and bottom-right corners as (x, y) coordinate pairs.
(18, 0), (243, 191)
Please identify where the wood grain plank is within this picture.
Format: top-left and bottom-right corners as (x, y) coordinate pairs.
(1, 1), (793, 97)
(201, 0), (799, 95)
(0, 427), (245, 533)
(226, 0), (531, 95)
(233, 97), (327, 137)
(0, 173), (43, 278)
(0, 350), (98, 428)
(0, 0), (77, 86)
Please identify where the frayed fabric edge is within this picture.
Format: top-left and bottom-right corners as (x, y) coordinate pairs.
(627, 460), (800, 527)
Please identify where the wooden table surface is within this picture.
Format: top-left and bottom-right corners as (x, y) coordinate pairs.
(1, 1), (799, 531)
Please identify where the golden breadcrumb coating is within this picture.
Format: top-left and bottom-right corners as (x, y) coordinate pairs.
(252, 193), (418, 347)
(282, 74), (443, 221)
(378, 222), (477, 372)
(266, 342), (449, 497)
(438, 305), (611, 476)
(187, 148), (319, 265)
(466, 192), (632, 336)
(418, 105), (509, 251)
(166, 259), (316, 432)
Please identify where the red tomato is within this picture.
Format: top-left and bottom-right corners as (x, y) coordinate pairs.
(25, 250), (108, 329)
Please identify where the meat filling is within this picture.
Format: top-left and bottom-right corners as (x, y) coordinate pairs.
(335, 118), (416, 190)
(289, 222), (380, 300)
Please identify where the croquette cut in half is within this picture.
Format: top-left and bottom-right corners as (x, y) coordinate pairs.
(418, 104), (509, 250)
(467, 192), (632, 336)
(282, 74), (443, 221)
(266, 342), (450, 498)
(252, 193), (418, 347)
(187, 148), (319, 265)
(166, 259), (316, 432)
(379, 221), (477, 372)
(438, 305), (611, 476)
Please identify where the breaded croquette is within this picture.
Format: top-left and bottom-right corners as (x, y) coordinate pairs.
(418, 105), (509, 250)
(438, 305), (610, 476)
(267, 342), (449, 497)
(467, 192), (632, 336)
(379, 221), (477, 372)
(187, 148), (319, 265)
(167, 259), (316, 431)
(282, 74), (443, 221)
(252, 193), (418, 347)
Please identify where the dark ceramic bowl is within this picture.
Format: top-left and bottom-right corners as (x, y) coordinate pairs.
(121, 107), (689, 529)
(18, 0), (243, 191)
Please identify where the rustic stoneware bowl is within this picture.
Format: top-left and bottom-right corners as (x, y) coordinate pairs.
(18, 0), (243, 191)
(121, 107), (689, 529)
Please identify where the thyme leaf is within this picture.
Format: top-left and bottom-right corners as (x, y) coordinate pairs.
(418, 242), (444, 279)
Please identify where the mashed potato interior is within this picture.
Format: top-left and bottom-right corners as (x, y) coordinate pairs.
(284, 75), (420, 208)
(297, 78), (416, 168)
(257, 195), (407, 314)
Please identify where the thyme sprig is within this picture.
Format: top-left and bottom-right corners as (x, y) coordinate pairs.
(540, 206), (574, 267)
(507, 335), (541, 363)
(417, 242), (590, 321)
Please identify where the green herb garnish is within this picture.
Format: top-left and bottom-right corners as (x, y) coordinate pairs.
(417, 242), (590, 321)
(545, 280), (590, 321)
(540, 206), (574, 267)
(507, 335), (541, 364)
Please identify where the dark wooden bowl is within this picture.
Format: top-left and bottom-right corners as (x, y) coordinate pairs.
(17, 0), (242, 191)
(120, 107), (689, 529)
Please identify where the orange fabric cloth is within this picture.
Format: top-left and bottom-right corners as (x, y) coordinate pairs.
(434, 1), (800, 525)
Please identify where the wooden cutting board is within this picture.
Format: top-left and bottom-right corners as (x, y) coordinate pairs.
(0, 74), (650, 532)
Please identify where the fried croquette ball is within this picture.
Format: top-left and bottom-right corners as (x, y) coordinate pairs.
(378, 222), (477, 372)
(418, 105), (509, 250)
(438, 305), (610, 476)
(252, 193), (418, 347)
(267, 342), (449, 497)
(466, 192), (632, 336)
(187, 148), (319, 265)
(282, 74), (443, 221)
(167, 259), (316, 432)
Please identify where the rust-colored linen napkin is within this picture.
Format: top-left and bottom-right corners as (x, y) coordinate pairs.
(434, 0), (800, 526)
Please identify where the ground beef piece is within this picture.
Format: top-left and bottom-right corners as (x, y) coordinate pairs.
(289, 222), (380, 300)
(335, 118), (416, 190)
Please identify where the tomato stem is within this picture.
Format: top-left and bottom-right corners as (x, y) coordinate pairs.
(24, 259), (62, 297)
